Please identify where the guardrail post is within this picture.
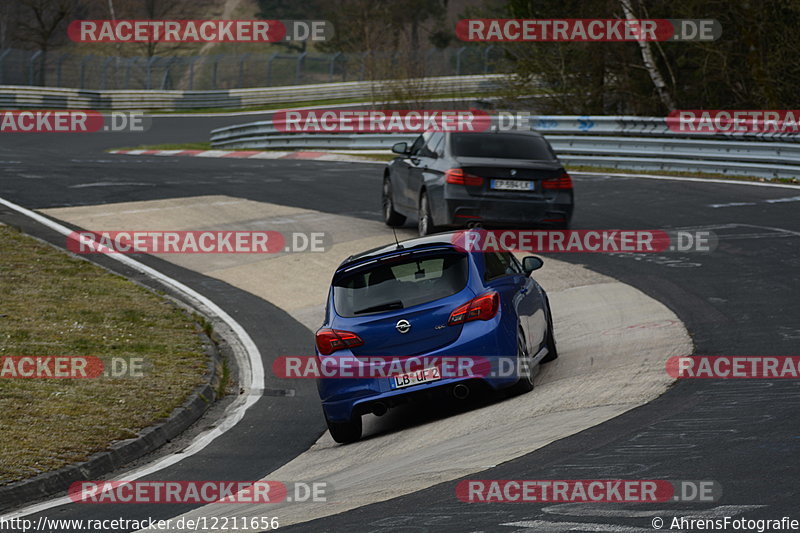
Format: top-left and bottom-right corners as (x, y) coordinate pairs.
(56, 53), (69, 87)
(100, 57), (113, 89)
(295, 52), (307, 84)
(0, 49), (11, 84)
(29, 50), (42, 85)
(360, 51), (368, 81)
(211, 55), (219, 89)
(124, 57), (136, 89)
(329, 52), (341, 82)
(455, 46), (465, 76)
(79, 55), (93, 89)
(187, 57), (197, 90)
(146, 56), (158, 90)
(266, 52), (278, 86)
(238, 53), (250, 88)
(161, 57), (176, 89)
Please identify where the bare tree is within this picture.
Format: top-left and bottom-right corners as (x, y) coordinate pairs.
(15, 0), (76, 84)
(618, 0), (675, 111)
(110, 0), (212, 58)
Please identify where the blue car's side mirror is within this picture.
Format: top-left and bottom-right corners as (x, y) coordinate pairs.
(522, 256), (543, 276)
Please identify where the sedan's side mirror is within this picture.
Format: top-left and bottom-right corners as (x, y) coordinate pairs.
(391, 142), (409, 155)
(522, 256), (544, 276)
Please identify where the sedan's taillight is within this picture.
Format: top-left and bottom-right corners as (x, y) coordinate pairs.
(542, 172), (573, 190)
(316, 329), (364, 355)
(448, 291), (499, 326)
(445, 168), (484, 186)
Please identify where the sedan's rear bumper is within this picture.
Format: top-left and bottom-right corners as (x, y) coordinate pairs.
(437, 187), (574, 228)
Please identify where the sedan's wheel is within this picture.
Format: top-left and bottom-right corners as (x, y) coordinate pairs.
(326, 413), (362, 444)
(418, 192), (436, 236)
(510, 327), (534, 395)
(382, 178), (406, 226)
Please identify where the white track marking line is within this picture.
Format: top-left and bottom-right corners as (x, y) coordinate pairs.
(0, 195), (265, 519)
(572, 171), (800, 189)
(500, 520), (659, 532)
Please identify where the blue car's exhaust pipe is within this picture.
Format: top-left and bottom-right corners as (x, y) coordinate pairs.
(371, 402), (388, 416)
(453, 383), (470, 400)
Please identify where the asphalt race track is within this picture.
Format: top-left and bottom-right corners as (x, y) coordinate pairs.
(1, 116), (799, 532)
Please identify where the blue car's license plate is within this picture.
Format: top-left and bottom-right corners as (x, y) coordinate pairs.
(390, 367), (441, 389)
(491, 179), (534, 191)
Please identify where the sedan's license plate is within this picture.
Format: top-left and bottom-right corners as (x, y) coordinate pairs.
(491, 179), (534, 191)
(390, 367), (441, 389)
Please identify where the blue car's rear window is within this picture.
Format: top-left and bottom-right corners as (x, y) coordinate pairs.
(333, 252), (468, 317)
(451, 133), (555, 160)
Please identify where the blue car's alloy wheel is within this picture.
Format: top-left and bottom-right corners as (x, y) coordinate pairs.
(510, 327), (535, 394)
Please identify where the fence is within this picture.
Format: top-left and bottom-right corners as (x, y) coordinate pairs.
(0, 47), (508, 90)
(209, 115), (800, 179)
(0, 74), (505, 110)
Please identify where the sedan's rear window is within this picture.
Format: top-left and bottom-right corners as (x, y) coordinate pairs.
(451, 133), (555, 160)
(333, 252), (468, 317)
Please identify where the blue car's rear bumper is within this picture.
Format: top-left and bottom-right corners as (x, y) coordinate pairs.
(318, 317), (520, 422)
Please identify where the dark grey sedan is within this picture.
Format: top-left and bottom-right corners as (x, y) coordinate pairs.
(383, 130), (574, 236)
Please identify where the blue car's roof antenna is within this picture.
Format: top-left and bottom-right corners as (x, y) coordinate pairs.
(392, 228), (404, 249)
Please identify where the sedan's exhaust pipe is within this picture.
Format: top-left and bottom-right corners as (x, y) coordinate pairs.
(453, 383), (470, 400)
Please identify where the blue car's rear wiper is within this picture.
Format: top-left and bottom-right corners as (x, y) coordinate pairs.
(353, 300), (404, 315)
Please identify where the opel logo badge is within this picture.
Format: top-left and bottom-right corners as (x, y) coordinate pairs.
(396, 319), (411, 334)
(510, 169), (517, 176)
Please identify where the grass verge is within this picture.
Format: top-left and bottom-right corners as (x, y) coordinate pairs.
(0, 224), (210, 485)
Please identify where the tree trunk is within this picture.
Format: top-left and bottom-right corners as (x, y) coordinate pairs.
(619, 0), (676, 112)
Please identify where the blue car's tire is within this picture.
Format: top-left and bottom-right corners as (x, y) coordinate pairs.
(510, 328), (535, 395)
(542, 299), (559, 363)
(326, 413), (362, 444)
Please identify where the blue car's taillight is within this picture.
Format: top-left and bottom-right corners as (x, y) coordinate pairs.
(316, 329), (364, 355)
(448, 291), (499, 326)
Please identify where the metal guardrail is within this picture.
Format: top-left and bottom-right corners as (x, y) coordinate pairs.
(209, 115), (800, 179)
(0, 74), (504, 110)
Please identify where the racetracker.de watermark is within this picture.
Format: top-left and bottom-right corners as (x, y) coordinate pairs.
(66, 231), (329, 254)
(0, 356), (149, 379)
(68, 480), (329, 504)
(666, 356), (800, 379)
(456, 19), (721, 42)
(67, 20), (333, 43)
(0, 356), (103, 378)
(0, 111), (149, 133)
(274, 355), (492, 379)
(667, 110), (800, 134)
(450, 229), (717, 253)
(456, 479), (721, 502)
(271, 110), (561, 133)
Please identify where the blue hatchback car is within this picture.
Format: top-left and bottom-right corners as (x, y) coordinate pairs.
(315, 231), (558, 443)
